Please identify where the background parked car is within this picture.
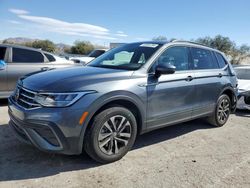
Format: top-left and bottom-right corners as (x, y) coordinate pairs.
(70, 49), (108, 65)
(234, 65), (250, 110)
(0, 44), (79, 99)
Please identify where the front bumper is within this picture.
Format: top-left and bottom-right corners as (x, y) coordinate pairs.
(8, 96), (91, 155)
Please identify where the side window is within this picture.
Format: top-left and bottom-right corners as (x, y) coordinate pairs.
(215, 52), (227, 68)
(191, 48), (219, 69)
(156, 46), (190, 71)
(44, 53), (56, 62)
(138, 53), (146, 64)
(12, 48), (44, 63)
(0, 47), (7, 60)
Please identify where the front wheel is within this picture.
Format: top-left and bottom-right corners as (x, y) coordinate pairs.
(207, 94), (231, 127)
(84, 107), (137, 163)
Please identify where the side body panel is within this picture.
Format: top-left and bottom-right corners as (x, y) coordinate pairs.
(146, 71), (196, 129)
(0, 47), (9, 96)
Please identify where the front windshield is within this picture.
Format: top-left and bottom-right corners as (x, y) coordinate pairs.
(88, 50), (105, 58)
(234, 68), (250, 80)
(88, 43), (162, 70)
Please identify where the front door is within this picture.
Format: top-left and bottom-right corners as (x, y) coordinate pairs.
(146, 46), (196, 129)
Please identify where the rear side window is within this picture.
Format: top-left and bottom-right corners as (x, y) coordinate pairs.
(44, 53), (56, 62)
(12, 48), (44, 63)
(156, 46), (190, 71)
(191, 48), (219, 69)
(215, 52), (227, 68)
(0, 47), (6, 60)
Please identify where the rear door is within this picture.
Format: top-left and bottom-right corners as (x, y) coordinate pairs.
(190, 47), (223, 117)
(7, 47), (53, 91)
(0, 46), (8, 95)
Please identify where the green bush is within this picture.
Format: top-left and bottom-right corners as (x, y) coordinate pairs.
(70, 41), (94, 55)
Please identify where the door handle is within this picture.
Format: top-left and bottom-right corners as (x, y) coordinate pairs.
(185, 76), (193, 82)
(41, 67), (49, 71)
(218, 73), (223, 78)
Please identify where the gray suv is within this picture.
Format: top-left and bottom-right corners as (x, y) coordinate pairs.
(0, 44), (76, 98)
(8, 41), (237, 163)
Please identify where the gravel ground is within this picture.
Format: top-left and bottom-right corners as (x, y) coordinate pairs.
(0, 99), (249, 188)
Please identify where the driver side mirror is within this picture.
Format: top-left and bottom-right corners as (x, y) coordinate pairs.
(0, 60), (6, 70)
(155, 63), (176, 77)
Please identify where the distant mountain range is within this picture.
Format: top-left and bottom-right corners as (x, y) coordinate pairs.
(1, 37), (39, 44)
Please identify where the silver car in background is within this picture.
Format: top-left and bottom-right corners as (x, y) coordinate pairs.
(0, 44), (78, 98)
(234, 65), (250, 110)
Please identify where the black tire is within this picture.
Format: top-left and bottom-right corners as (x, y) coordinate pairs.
(207, 94), (231, 127)
(84, 107), (137, 163)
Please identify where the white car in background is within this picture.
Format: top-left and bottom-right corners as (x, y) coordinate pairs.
(70, 49), (108, 65)
(234, 65), (250, 110)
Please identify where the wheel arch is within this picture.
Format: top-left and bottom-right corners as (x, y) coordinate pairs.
(220, 86), (237, 112)
(78, 91), (146, 153)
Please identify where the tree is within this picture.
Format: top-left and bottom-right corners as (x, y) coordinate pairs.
(230, 44), (250, 64)
(2, 39), (14, 44)
(152, 36), (168, 41)
(70, 41), (94, 55)
(196, 35), (250, 64)
(196, 35), (236, 54)
(28, 40), (56, 52)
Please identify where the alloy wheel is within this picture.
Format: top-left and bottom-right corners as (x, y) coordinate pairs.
(98, 115), (132, 155)
(217, 98), (230, 124)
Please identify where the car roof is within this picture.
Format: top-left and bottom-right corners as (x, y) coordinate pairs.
(0, 43), (47, 53)
(131, 41), (168, 45)
(0, 43), (60, 57)
(130, 40), (221, 53)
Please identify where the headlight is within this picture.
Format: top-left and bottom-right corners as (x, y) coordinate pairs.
(34, 91), (95, 107)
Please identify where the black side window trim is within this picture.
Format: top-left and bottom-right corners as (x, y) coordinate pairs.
(11, 47), (45, 63)
(211, 51), (220, 68)
(187, 47), (194, 70)
(44, 53), (56, 62)
(214, 51), (228, 69)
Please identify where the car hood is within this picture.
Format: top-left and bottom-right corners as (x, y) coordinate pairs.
(21, 66), (133, 92)
(238, 79), (250, 92)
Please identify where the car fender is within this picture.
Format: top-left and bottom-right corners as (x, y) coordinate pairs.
(77, 90), (146, 152)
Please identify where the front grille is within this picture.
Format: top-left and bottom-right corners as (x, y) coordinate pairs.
(13, 86), (41, 109)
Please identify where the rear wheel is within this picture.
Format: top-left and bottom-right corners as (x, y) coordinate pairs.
(84, 107), (137, 163)
(207, 94), (231, 127)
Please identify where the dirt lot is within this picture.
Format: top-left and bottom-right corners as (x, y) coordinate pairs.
(0, 99), (249, 188)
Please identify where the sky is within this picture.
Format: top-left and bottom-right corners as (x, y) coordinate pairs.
(0, 0), (250, 46)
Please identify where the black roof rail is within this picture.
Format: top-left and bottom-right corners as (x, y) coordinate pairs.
(170, 40), (210, 48)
